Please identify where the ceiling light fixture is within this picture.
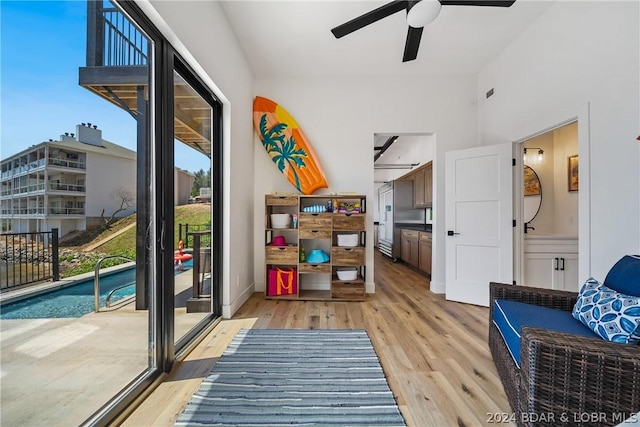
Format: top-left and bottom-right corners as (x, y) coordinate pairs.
(523, 147), (544, 163)
(407, 0), (442, 28)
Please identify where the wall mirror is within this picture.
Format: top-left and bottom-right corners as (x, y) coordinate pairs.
(523, 165), (542, 223)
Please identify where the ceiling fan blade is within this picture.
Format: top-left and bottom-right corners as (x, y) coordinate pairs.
(331, 0), (408, 38)
(402, 26), (424, 62)
(439, 0), (516, 6)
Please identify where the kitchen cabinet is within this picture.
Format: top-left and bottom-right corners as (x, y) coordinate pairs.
(265, 194), (366, 301)
(413, 168), (426, 207)
(399, 162), (433, 208)
(523, 236), (579, 292)
(400, 229), (420, 268)
(418, 232), (432, 276)
(423, 162), (433, 208)
(401, 229), (432, 276)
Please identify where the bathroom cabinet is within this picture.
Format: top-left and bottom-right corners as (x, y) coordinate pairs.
(523, 236), (579, 292)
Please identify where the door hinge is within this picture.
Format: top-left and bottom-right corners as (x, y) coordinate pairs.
(512, 158), (516, 166)
(513, 219), (516, 227)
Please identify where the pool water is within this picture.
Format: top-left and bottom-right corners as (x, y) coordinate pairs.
(1, 259), (193, 319)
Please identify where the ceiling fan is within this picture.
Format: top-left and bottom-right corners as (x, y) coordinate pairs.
(331, 0), (516, 62)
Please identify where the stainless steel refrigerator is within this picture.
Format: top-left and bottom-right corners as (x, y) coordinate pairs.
(378, 180), (425, 260)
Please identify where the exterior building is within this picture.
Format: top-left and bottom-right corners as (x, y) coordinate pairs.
(1, 123), (136, 236)
(175, 168), (196, 206)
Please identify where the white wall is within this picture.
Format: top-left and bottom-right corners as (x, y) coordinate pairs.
(478, 1), (640, 281)
(552, 123), (579, 235)
(254, 76), (478, 294)
(142, 0), (256, 318)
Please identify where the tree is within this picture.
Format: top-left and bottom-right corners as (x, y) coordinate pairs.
(100, 187), (134, 228)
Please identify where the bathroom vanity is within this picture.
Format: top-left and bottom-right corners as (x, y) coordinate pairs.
(523, 235), (579, 292)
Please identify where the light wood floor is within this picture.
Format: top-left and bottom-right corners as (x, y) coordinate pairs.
(121, 251), (514, 427)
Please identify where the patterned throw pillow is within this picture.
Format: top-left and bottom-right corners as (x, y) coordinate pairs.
(572, 277), (640, 344)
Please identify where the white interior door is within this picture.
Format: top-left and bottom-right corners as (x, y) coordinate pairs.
(445, 143), (514, 306)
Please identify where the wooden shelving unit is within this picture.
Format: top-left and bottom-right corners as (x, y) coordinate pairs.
(265, 194), (366, 301)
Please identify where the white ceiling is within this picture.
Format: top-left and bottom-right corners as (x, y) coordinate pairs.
(220, 0), (555, 78)
(374, 134), (435, 181)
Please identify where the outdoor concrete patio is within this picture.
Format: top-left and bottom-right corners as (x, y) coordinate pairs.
(0, 266), (211, 426)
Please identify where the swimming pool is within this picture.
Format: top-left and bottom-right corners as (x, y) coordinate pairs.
(1, 259), (193, 319)
(1, 267), (136, 319)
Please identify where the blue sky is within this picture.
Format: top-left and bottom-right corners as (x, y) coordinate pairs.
(0, 0), (210, 172)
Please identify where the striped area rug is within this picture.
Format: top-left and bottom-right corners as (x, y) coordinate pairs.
(175, 328), (406, 426)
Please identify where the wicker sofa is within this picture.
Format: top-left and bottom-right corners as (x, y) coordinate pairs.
(489, 256), (640, 427)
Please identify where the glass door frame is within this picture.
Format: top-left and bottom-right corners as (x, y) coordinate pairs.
(171, 57), (224, 354)
(82, 1), (223, 425)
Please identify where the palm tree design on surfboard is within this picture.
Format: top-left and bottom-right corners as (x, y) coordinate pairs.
(253, 96), (329, 195)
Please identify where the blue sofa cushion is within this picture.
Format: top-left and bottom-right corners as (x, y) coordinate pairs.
(604, 255), (640, 297)
(493, 299), (600, 367)
(572, 277), (640, 344)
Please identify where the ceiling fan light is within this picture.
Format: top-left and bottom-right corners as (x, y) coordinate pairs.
(407, 0), (442, 28)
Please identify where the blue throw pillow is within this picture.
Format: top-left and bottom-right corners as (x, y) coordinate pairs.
(572, 277), (640, 344)
(604, 255), (640, 297)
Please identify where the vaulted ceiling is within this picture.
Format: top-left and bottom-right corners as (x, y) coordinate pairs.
(220, 1), (555, 78)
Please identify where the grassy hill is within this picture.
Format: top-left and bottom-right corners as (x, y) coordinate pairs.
(96, 203), (210, 253)
(58, 204), (211, 277)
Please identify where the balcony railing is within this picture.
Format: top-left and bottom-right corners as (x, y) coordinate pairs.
(9, 183), (46, 195)
(48, 207), (85, 215)
(48, 183), (86, 192)
(4, 182), (85, 197)
(3, 208), (46, 216)
(48, 158), (86, 170)
(2, 159), (46, 179)
(87, 2), (148, 67)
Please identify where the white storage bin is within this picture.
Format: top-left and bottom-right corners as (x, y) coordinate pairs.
(337, 234), (358, 247)
(336, 269), (357, 281)
(270, 213), (291, 229)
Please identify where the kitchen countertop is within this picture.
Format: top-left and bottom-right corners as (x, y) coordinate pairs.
(397, 223), (432, 232)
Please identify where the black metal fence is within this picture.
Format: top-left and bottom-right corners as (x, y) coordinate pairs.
(190, 231), (212, 300)
(178, 223), (210, 249)
(0, 229), (59, 291)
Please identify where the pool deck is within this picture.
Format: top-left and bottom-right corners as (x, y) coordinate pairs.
(0, 266), (209, 426)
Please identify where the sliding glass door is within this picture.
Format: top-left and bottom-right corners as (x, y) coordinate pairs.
(0, 1), (222, 425)
(171, 65), (221, 347)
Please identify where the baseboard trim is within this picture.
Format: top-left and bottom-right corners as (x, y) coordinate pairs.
(430, 280), (445, 294)
(224, 283), (255, 318)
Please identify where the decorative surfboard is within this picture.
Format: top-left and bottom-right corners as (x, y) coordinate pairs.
(253, 96), (328, 195)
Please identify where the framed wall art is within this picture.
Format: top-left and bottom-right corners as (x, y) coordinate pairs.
(568, 155), (579, 192)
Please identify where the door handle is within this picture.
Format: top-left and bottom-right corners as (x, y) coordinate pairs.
(554, 257), (559, 271)
(560, 257), (565, 271)
(160, 220), (166, 251)
(447, 230), (460, 236)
